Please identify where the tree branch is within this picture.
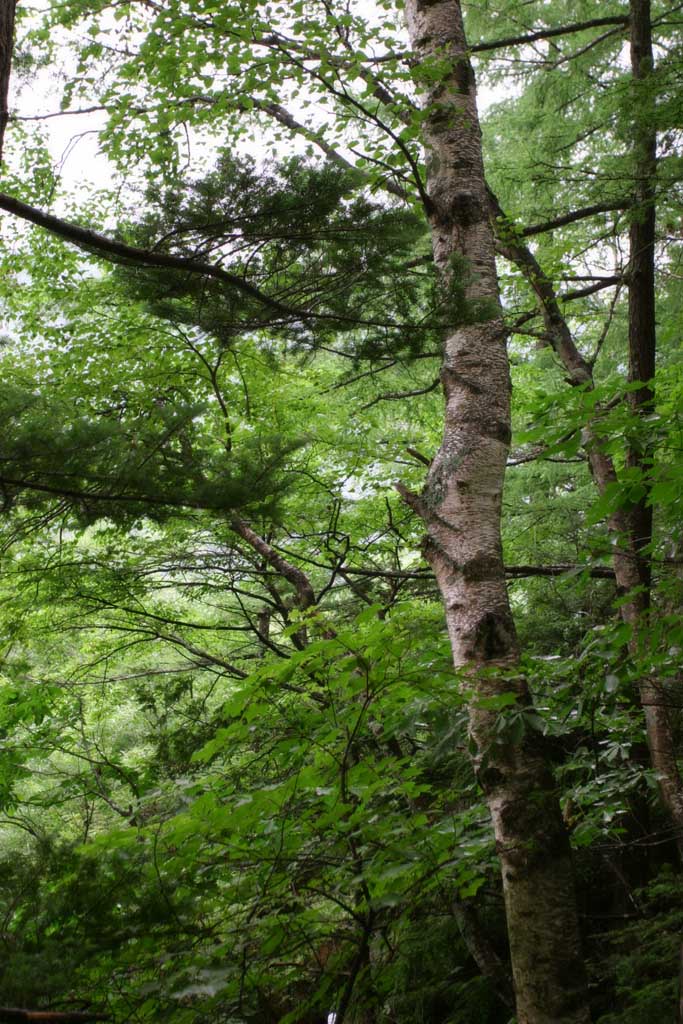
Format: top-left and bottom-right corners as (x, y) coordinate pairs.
(230, 517), (315, 611)
(505, 564), (615, 579)
(561, 276), (623, 301)
(489, 187), (594, 385)
(0, 1013), (108, 1024)
(470, 15), (629, 55)
(336, 563), (615, 581)
(522, 199), (630, 237)
(0, 474), (214, 510)
(0, 192), (422, 329)
(360, 377), (440, 410)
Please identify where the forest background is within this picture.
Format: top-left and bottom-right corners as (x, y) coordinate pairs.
(0, 1), (681, 1022)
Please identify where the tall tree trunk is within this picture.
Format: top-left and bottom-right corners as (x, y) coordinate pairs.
(401, 3), (590, 1022)
(0, 0), (15, 165)
(625, 0), (683, 859)
(627, 0), (656, 594)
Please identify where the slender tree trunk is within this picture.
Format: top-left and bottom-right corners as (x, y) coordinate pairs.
(0, 0), (14, 165)
(625, 0), (683, 859)
(401, 3), (590, 1021)
(627, 0), (656, 592)
(677, 939), (683, 1024)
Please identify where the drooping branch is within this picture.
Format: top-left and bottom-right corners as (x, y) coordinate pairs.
(0, 191), (297, 316)
(0, 192), (420, 329)
(143, 629), (249, 678)
(0, 474), (216, 510)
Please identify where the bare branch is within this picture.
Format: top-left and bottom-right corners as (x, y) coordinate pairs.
(323, 562), (614, 581)
(470, 15), (629, 55)
(360, 377), (440, 410)
(0, 1012), (108, 1024)
(405, 446), (431, 467)
(230, 517), (315, 611)
(561, 276), (623, 301)
(505, 564), (614, 580)
(13, 105), (108, 121)
(522, 199), (630, 237)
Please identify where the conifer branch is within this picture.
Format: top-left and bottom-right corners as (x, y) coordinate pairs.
(0, 191), (435, 331)
(0, 191), (297, 316)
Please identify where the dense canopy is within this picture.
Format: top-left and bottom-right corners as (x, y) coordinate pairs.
(0, 1), (682, 1022)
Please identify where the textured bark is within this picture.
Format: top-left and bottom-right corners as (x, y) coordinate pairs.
(402, 3), (590, 1022)
(0, 0), (15, 165)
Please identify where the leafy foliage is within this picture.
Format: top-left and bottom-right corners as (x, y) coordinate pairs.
(0, 0), (682, 1022)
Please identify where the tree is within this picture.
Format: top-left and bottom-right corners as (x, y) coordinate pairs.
(401, 5), (589, 1021)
